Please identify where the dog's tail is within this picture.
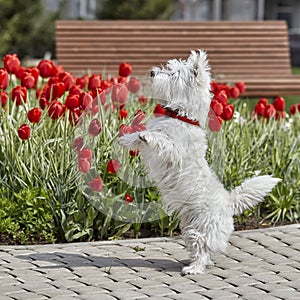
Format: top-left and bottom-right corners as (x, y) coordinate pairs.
(230, 175), (281, 215)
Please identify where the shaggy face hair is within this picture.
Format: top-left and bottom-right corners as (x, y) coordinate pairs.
(119, 50), (280, 275)
(151, 50), (211, 127)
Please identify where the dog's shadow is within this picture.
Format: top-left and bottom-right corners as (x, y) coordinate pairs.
(17, 252), (188, 273)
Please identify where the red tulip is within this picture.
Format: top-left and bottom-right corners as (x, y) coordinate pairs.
(72, 137), (84, 152)
(88, 119), (102, 136)
(254, 103), (265, 116)
(27, 108), (42, 123)
(235, 82), (246, 94)
(222, 104), (234, 121)
(132, 110), (146, 126)
(119, 62), (132, 77)
(258, 98), (268, 106)
(210, 100), (223, 116)
(47, 82), (66, 100)
(273, 96), (285, 111)
(128, 77), (140, 93)
(21, 72), (36, 89)
(76, 76), (88, 89)
(125, 194), (133, 203)
(290, 105), (297, 115)
(78, 148), (92, 162)
(0, 91), (8, 107)
(208, 116), (222, 131)
(229, 86), (240, 99)
(129, 150), (139, 157)
(27, 67), (39, 86)
(264, 104), (276, 119)
(101, 80), (112, 92)
(15, 66), (26, 80)
(88, 176), (103, 192)
(111, 83), (128, 107)
(39, 96), (49, 110)
(118, 124), (133, 137)
(11, 86), (27, 106)
(68, 85), (82, 97)
(88, 74), (102, 90)
(37, 59), (54, 78)
(59, 71), (74, 91)
(65, 94), (79, 111)
(3, 54), (20, 74)
(215, 90), (228, 104)
(18, 124), (30, 140)
(79, 92), (93, 111)
(78, 158), (91, 173)
(0, 68), (9, 90)
(107, 159), (121, 174)
(118, 109), (128, 120)
(48, 100), (64, 120)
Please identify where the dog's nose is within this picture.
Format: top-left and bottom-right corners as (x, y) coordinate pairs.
(150, 70), (155, 78)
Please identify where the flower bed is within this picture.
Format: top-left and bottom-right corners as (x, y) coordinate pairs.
(0, 54), (299, 244)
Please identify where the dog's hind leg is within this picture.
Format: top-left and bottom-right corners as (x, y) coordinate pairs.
(182, 229), (211, 275)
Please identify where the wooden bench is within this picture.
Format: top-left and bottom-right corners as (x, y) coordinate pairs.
(55, 20), (300, 97)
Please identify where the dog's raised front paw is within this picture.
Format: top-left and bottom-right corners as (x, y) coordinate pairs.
(181, 265), (204, 275)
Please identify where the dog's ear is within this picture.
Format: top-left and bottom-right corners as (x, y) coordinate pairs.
(188, 49), (210, 77)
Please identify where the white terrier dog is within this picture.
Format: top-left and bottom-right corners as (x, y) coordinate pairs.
(118, 50), (281, 275)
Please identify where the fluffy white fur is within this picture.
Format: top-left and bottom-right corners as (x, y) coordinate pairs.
(118, 50), (281, 275)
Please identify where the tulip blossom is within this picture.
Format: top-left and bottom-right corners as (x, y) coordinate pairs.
(79, 92), (93, 111)
(128, 77), (140, 93)
(88, 74), (102, 90)
(235, 82), (246, 94)
(0, 91), (8, 107)
(273, 96), (285, 111)
(59, 71), (74, 91)
(88, 176), (103, 192)
(264, 104), (276, 119)
(111, 83), (128, 108)
(208, 116), (222, 132)
(210, 100), (223, 116)
(37, 59), (54, 78)
(88, 119), (102, 136)
(107, 159), (121, 174)
(78, 158), (91, 174)
(11, 86), (27, 106)
(78, 148), (92, 162)
(3, 54), (20, 74)
(18, 124), (31, 140)
(0, 68), (9, 90)
(132, 110), (146, 126)
(65, 94), (79, 111)
(27, 108), (42, 123)
(48, 100), (64, 120)
(118, 109), (128, 120)
(118, 124), (133, 137)
(72, 137), (84, 152)
(125, 194), (133, 203)
(222, 104), (234, 121)
(21, 72), (36, 89)
(119, 62), (132, 77)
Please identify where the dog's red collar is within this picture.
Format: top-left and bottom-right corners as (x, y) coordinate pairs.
(153, 104), (200, 127)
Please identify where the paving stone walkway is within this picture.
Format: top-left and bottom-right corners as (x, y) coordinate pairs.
(0, 224), (299, 300)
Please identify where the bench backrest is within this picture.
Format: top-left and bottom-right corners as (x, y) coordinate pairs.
(55, 20), (292, 79)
